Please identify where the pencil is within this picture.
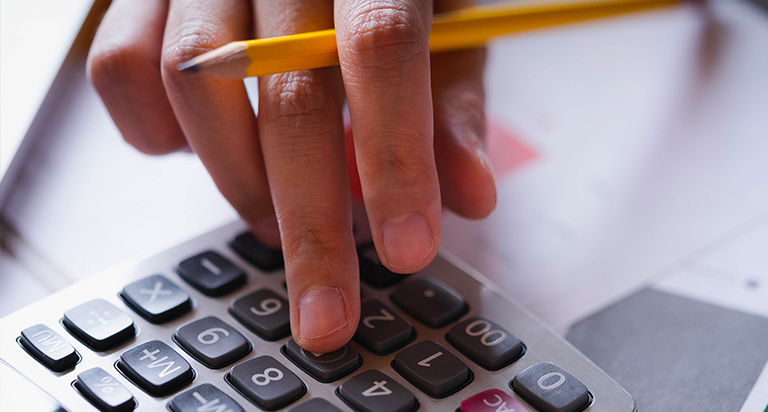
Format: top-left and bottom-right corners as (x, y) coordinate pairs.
(178, 0), (680, 79)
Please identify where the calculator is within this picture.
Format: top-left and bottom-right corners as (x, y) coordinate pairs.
(0, 219), (636, 412)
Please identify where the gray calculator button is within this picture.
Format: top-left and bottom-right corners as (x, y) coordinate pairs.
(121, 274), (191, 323)
(511, 362), (590, 412)
(227, 355), (305, 410)
(176, 251), (246, 296)
(338, 369), (416, 412)
(229, 289), (290, 340)
(19, 324), (79, 372)
(392, 340), (471, 398)
(229, 231), (284, 272)
(390, 278), (467, 328)
(354, 300), (414, 355)
(74, 367), (135, 412)
(169, 383), (244, 412)
(283, 338), (361, 382)
(446, 317), (524, 370)
(288, 398), (342, 412)
(62, 299), (136, 351)
(118, 340), (194, 397)
(174, 316), (251, 369)
(358, 244), (410, 288)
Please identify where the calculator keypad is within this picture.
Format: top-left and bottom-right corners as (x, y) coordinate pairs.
(19, 324), (79, 372)
(169, 383), (244, 412)
(228, 355), (306, 410)
(446, 317), (524, 370)
(229, 289), (291, 340)
(283, 338), (361, 383)
(118, 340), (194, 397)
(354, 300), (414, 355)
(121, 274), (191, 323)
(338, 369), (417, 412)
(62, 299), (136, 351)
(74, 367), (136, 412)
(511, 361), (590, 412)
(2, 224), (635, 412)
(392, 340), (472, 398)
(174, 316), (251, 369)
(391, 278), (467, 328)
(176, 251), (246, 296)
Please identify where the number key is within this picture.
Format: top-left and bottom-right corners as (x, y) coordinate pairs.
(393, 340), (471, 398)
(229, 289), (290, 340)
(337, 369), (416, 412)
(354, 300), (414, 355)
(227, 356), (305, 410)
(174, 316), (251, 369)
(511, 362), (590, 412)
(447, 317), (524, 370)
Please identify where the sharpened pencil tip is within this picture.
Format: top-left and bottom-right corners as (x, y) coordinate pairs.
(177, 60), (200, 73)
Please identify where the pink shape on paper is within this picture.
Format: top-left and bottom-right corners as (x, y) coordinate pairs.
(460, 388), (533, 412)
(485, 118), (538, 177)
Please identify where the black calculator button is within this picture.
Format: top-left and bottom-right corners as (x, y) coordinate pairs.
(229, 231), (284, 272)
(354, 300), (414, 355)
(446, 317), (524, 370)
(392, 340), (471, 398)
(169, 383), (244, 412)
(390, 278), (467, 328)
(120, 274), (191, 323)
(174, 316), (251, 369)
(74, 367), (136, 412)
(283, 338), (361, 382)
(227, 355), (306, 410)
(229, 289), (290, 340)
(19, 324), (79, 372)
(511, 362), (590, 412)
(176, 251), (246, 296)
(337, 369), (416, 412)
(289, 398), (342, 411)
(118, 340), (194, 397)
(62, 299), (136, 351)
(358, 244), (409, 288)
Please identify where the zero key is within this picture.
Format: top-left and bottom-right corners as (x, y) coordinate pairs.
(511, 362), (590, 412)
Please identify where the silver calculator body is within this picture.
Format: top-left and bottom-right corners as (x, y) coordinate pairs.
(0, 220), (635, 412)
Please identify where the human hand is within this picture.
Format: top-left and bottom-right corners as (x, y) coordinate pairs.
(87, 0), (496, 353)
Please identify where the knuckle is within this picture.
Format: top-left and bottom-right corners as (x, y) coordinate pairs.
(360, 139), (430, 187)
(281, 216), (349, 263)
(161, 22), (219, 88)
(261, 72), (336, 126)
(87, 41), (151, 92)
(342, 2), (427, 69)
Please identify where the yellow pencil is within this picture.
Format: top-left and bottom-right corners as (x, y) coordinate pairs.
(179, 0), (680, 79)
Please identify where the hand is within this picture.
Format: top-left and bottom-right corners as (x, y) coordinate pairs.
(87, 0), (496, 352)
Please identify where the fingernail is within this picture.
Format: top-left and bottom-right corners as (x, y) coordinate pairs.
(252, 217), (281, 248)
(299, 287), (347, 340)
(381, 213), (434, 269)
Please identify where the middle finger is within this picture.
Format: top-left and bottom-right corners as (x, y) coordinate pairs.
(254, 0), (359, 352)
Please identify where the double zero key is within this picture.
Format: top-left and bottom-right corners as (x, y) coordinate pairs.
(447, 317), (524, 370)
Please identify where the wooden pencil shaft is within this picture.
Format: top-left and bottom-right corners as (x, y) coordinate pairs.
(185, 0), (679, 78)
